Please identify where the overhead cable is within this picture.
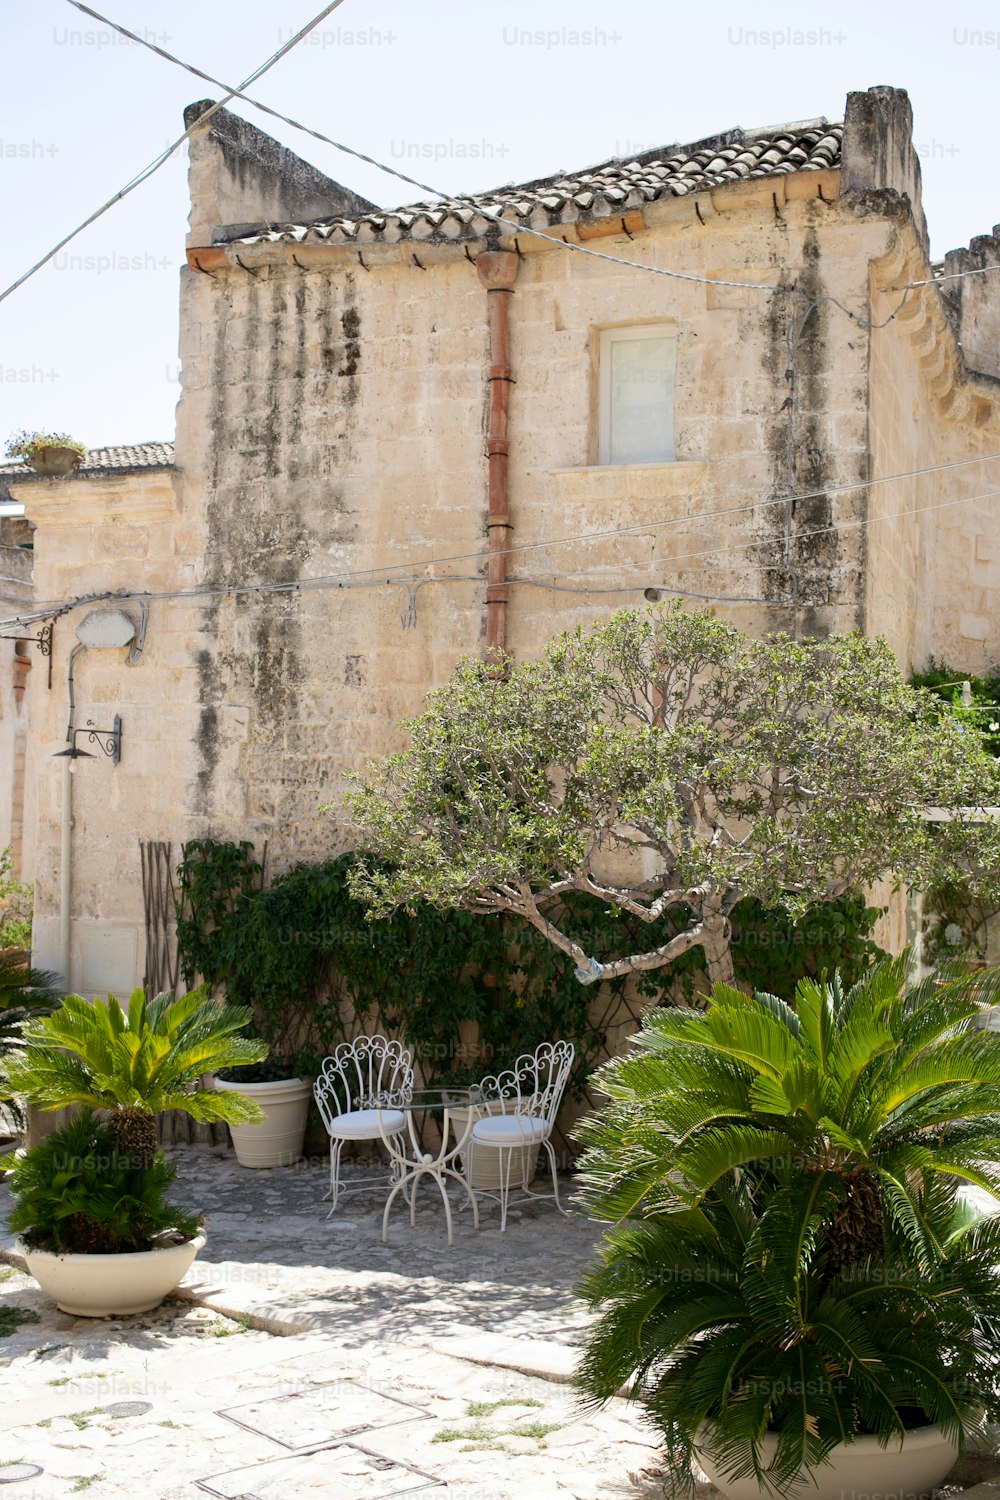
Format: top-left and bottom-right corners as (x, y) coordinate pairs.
(0, 0), (351, 307)
(4, 469), (1000, 634)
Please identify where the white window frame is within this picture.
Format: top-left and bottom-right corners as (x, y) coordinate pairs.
(598, 323), (677, 467)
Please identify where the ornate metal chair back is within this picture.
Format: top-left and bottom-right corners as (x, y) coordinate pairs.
(477, 1039), (575, 1126)
(314, 1035), (414, 1132)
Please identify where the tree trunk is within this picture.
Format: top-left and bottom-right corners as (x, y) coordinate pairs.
(701, 912), (736, 989)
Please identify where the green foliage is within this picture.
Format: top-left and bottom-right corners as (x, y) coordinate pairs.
(727, 892), (888, 1001)
(0, 848), (32, 951)
(3, 430), (87, 460)
(174, 841), (889, 1090)
(2, 986), (267, 1127)
(348, 604), (1000, 986)
(575, 959), (1000, 1495)
(176, 841), (604, 1087)
(909, 661), (1000, 967)
(5, 1110), (200, 1254)
(0, 951), (62, 1014)
(175, 839), (262, 990)
(911, 656), (1000, 759)
(0, 952), (62, 1132)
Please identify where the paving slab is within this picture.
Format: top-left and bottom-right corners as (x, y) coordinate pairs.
(0, 1145), (663, 1498)
(6, 1147), (997, 1497)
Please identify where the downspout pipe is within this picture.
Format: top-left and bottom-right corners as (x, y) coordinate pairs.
(476, 250), (520, 660)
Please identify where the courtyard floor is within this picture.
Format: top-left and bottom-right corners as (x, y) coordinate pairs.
(4, 1150), (999, 1499)
(0, 1144), (676, 1500)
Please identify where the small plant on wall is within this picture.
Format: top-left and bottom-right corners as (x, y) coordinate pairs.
(4, 431), (87, 475)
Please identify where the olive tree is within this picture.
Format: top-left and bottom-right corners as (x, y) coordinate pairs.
(347, 605), (1000, 987)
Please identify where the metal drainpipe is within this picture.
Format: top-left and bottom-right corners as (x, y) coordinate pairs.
(476, 250), (520, 660)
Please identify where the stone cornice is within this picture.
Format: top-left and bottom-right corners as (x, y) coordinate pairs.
(869, 222), (1000, 429)
(8, 470), (179, 527)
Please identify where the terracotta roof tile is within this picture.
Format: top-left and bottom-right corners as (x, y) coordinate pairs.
(0, 442), (174, 480)
(225, 119), (843, 251)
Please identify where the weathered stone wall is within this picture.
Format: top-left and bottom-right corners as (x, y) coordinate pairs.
(0, 525), (33, 876)
(175, 166), (888, 879)
(12, 92), (1000, 995)
(11, 471), (201, 990)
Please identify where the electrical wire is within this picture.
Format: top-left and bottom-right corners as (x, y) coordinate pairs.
(2, 447), (999, 618)
(0, 0), (350, 307)
(3, 448), (999, 612)
(57, 0), (1000, 302)
(4, 472), (1000, 635)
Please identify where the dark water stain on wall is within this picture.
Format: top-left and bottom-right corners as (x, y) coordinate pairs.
(193, 266), (361, 821)
(759, 217), (847, 636)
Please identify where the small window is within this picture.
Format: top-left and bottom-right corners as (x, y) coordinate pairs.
(599, 324), (676, 466)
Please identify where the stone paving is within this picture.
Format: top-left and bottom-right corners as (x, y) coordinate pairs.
(0, 1145), (674, 1500)
(3, 1147), (999, 1498)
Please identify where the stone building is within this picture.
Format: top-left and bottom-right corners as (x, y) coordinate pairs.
(0, 506), (34, 880)
(3, 82), (1000, 994)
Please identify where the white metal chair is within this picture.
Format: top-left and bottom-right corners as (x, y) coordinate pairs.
(467, 1040), (575, 1231)
(313, 1036), (414, 1214)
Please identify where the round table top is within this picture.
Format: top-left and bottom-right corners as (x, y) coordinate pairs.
(395, 1085), (484, 1111)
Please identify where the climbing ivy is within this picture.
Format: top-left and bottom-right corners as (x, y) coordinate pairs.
(175, 841), (888, 1083)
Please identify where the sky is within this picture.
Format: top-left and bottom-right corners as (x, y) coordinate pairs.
(1, 0), (998, 449)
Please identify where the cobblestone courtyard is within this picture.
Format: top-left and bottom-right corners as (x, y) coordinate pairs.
(0, 1145), (670, 1499)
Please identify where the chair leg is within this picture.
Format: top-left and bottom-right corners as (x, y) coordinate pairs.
(542, 1139), (568, 1215)
(499, 1146), (514, 1233)
(326, 1139), (344, 1217)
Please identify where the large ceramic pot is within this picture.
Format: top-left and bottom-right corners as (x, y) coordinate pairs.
(26, 445), (83, 477)
(452, 1100), (540, 1191)
(20, 1232), (206, 1317)
(214, 1077), (311, 1168)
(696, 1423), (959, 1500)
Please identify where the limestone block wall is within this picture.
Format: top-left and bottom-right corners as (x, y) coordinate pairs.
(0, 532), (33, 876)
(175, 180), (890, 879)
(866, 228), (1000, 674)
(11, 470), (202, 992)
(506, 199), (884, 660)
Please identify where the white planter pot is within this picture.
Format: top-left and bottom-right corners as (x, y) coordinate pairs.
(696, 1423), (958, 1500)
(452, 1101), (540, 1190)
(215, 1077), (311, 1168)
(20, 1232), (206, 1317)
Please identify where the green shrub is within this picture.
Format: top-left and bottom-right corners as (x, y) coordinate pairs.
(5, 1111), (200, 1254)
(0, 847), (32, 951)
(176, 841), (891, 1091)
(575, 960), (1000, 1496)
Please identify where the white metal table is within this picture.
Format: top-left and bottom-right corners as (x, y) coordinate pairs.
(377, 1085), (483, 1246)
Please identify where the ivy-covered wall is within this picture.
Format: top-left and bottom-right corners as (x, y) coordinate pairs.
(176, 840), (887, 1152)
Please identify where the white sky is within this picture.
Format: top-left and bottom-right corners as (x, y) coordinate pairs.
(2, 0), (997, 448)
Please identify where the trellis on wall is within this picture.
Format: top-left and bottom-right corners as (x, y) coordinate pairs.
(140, 840), (180, 998)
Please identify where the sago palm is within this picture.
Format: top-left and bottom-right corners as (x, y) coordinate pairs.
(0, 951), (62, 1132)
(575, 958), (1000, 1495)
(2, 985), (268, 1168)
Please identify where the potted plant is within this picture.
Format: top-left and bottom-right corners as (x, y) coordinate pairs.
(213, 1055), (312, 1169)
(4, 430), (87, 477)
(574, 958), (1000, 1500)
(1, 985), (267, 1315)
(0, 950), (62, 1141)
